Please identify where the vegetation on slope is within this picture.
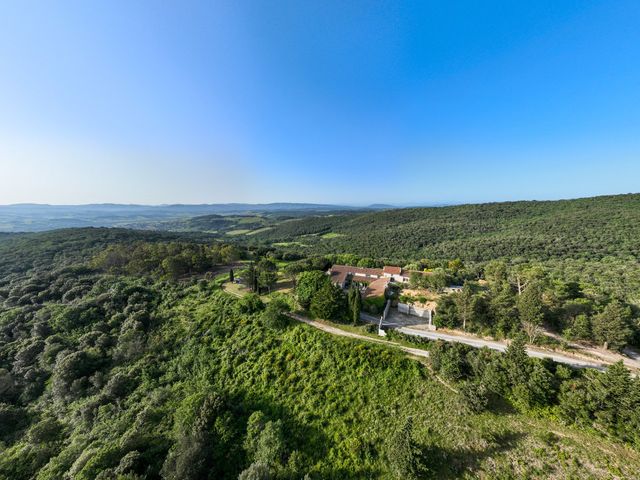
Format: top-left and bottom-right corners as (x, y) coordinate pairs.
(1, 229), (640, 479)
(248, 194), (640, 302)
(251, 194), (640, 261)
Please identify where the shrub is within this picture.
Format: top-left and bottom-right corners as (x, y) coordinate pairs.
(459, 381), (489, 413)
(261, 299), (290, 330)
(236, 294), (265, 315)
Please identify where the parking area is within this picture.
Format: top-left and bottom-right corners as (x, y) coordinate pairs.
(360, 307), (432, 329)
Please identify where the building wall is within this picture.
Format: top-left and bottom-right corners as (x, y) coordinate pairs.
(398, 302), (432, 319)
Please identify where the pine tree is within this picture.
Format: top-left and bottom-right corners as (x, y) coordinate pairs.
(504, 333), (530, 388)
(592, 301), (633, 351)
(517, 283), (544, 343)
(455, 282), (476, 331)
(591, 361), (631, 433)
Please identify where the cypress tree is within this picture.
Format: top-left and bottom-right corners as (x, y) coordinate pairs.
(352, 288), (362, 325)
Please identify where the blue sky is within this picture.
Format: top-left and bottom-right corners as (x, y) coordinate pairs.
(1, 0), (639, 205)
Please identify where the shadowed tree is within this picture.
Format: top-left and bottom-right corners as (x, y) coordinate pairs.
(296, 270), (331, 310)
(388, 417), (429, 480)
(310, 283), (346, 321)
(592, 300), (633, 351)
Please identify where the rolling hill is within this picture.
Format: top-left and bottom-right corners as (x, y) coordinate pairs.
(247, 194), (640, 263)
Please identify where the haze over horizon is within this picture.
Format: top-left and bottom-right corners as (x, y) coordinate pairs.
(2, 1), (639, 205)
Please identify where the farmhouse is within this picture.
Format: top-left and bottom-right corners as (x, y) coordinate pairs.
(327, 264), (412, 298)
(328, 264), (410, 287)
(328, 264), (438, 325)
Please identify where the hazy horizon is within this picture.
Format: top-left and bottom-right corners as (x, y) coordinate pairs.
(1, 190), (639, 209)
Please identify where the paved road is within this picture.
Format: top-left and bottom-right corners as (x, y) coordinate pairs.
(290, 312), (610, 370)
(362, 310), (609, 371)
(398, 327), (606, 371)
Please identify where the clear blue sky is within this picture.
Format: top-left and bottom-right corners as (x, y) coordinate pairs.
(1, 0), (639, 205)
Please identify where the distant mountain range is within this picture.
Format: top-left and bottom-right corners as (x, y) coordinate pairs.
(0, 203), (390, 232)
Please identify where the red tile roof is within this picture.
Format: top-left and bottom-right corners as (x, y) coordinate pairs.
(329, 265), (384, 277)
(365, 278), (390, 298)
(329, 269), (350, 285)
(329, 264), (411, 289)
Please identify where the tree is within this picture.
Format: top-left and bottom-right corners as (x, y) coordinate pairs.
(254, 420), (286, 466)
(447, 258), (464, 275)
(454, 282), (476, 331)
(517, 283), (544, 343)
(427, 268), (448, 292)
(434, 295), (458, 329)
(238, 462), (271, 480)
(388, 417), (428, 480)
(489, 282), (517, 337)
(244, 411), (286, 467)
(241, 263), (258, 292)
(256, 258), (278, 294)
(220, 244), (242, 263)
(409, 271), (425, 288)
(162, 256), (190, 280)
(504, 334), (530, 388)
(296, 271), (331, 310)
(510, 264), (545, 296)
(348, 286), (362, 326)
(357, 257), (376, 268)
(524, 362), (555, 408)
(262, 299), (290, 330)
(484, 260), (508, 286)
(590, 361), (632, 433)
(430, 341), (467, 380)
(459, 381), (489, 413)
(283, 262), (305, 287)
(310, 283), (346, 321)
(592, 301), (633, 351)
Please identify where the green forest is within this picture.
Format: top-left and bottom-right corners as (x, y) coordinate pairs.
(2, 226), (640, 479)
(246, 194), (640, 303)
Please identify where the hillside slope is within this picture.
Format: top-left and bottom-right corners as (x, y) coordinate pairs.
(250, 194), (640, 262)
(2, 229), (640, 479)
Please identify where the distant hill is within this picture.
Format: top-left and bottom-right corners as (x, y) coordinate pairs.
(0, 203), (367, 232)
(248, 193), (640, 263)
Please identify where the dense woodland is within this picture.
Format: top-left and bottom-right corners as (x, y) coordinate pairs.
(2, 198), (640, 478)
(251, 195), (640, 262)
(248, 194), (640, 303)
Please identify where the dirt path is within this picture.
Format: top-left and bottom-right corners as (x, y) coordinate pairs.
(286, 313), (430, 359)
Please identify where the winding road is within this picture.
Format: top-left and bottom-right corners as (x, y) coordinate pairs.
(288, 312), (611, 371)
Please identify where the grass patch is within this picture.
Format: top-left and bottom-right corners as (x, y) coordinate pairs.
(236, 216), (268, 225)
(245, 227), (273, 235)
(225, 229), (251, 236)
(321, 232), (345, 239)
